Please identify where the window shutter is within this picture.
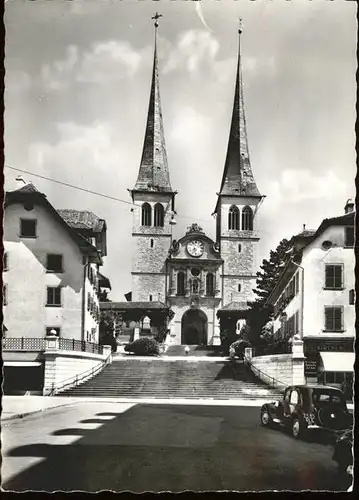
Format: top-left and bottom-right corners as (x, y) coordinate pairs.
(349, 289), (355, 305)
(325, 307), (332, 331)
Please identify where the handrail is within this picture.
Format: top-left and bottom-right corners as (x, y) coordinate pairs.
(48, 351), (112, 396)
(244, 355), (287, 390)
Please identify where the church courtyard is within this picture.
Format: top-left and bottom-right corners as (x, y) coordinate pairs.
(1, 400), (351, 492)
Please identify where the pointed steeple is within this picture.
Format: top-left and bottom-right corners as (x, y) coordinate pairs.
(133, 13), (173, 194)
(217, 21), (261, 200)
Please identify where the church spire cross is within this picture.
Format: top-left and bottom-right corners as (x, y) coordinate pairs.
(152, 12), (162, 28)
(215, 22), (261, 204)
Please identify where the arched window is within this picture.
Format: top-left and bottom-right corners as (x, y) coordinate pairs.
(242, 206), (253, 231)
(141, 203), (152, 226)
(154, 203), (164, 227)
(206, 273), (214, 296)
(228, 205), (239, 230)
(177, 272), (185, 296)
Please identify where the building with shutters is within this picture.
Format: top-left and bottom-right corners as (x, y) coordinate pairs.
(3, 183), (110, 343)
(105, 19), (264, 346)
(266, 200), (355, 393)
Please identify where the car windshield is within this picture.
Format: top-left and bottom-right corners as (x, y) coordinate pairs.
(312, 389), (346, 407)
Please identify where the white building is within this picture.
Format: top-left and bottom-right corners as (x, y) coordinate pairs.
(267, 200), (355, 393)
(3, 182), (109, 343)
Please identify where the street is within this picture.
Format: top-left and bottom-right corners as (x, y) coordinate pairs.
(1, 401), (352, 492)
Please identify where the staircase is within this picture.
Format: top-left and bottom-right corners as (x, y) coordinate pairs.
(59, 358), (283, 400)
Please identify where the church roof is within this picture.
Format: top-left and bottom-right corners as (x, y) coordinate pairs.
(100, 301), (169, 311)
(132, 21), (173, 194)
(57, 209), (106, 233)
(215, 27), (261, 209)
(11, 182), (41, 194)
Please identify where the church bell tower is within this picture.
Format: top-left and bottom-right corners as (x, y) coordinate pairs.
(213, 22), (264, 307)
(129, 14), (176, 303)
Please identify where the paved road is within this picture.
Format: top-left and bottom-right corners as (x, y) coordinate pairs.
(2, 402), (352, 492)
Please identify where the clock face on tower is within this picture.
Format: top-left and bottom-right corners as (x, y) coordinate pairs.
(187, 240), (204, 257)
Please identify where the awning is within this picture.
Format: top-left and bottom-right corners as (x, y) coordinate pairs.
(3, 361), (42, 367)
(319, 352), (355, 373)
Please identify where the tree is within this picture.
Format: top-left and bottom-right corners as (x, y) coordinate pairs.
(98, 292), (117, 351)
(247, 237), (293, 345)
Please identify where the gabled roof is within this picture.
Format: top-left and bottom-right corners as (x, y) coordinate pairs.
(315, 212), (355, 237)
(131, 23), (173, 195)
(219, 301), (249, 311)
(5, 184), (102, 264)
(57, 209), (106, 233)
(214, 28), (261, 214)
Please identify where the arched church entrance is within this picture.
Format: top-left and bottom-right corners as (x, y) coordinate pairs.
(181, 309), (208, 345)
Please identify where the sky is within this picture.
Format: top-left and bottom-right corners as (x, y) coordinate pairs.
(4, 0), (357, 301)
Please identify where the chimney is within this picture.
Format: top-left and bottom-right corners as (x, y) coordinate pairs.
(15, 175), (27, 189)
(344, 199), (354, 214)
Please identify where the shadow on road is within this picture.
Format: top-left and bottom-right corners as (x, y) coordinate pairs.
(2, 405), (352, 493)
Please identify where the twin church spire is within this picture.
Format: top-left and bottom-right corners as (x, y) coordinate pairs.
(133, 16), (260, 202)
(133, 13), (173, 194)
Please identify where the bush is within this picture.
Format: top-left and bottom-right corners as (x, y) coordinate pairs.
(229, 340), (251, 358)
(124, 337), (160, 356)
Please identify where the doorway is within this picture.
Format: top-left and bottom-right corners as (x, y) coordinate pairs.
(181, 309), (208, 345)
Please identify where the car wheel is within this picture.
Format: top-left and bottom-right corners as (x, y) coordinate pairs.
(292, 417), (306, 439)
(261, 408), (273, 427)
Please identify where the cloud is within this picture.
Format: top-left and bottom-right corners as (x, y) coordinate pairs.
(264, 168), (347, 215)
(41, 41), (149, 91)
(27, 121), (131, 192)
(163, 30), (219, 75)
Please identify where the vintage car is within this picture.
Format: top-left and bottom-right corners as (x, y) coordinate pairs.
(332, 428), (353, 474)
(260, 385), (353, 439)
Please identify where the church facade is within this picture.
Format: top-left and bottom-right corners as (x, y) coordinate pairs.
(127, 20), (264, 346)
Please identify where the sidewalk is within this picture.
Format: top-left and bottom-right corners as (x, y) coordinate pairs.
(2, 396), (354, 423)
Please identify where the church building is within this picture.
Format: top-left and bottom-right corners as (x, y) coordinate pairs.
(104, 17), (264, 346)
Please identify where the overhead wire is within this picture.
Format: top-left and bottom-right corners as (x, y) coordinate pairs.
(4, 163), (275, 233)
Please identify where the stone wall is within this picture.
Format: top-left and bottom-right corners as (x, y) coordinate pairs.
(245, 340), (306, 388)
(250, 354), (293, 387)
(43, 336), (112, 395)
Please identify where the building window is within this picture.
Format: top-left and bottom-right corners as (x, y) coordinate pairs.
(141, 203), (152, 226)
(177, 272), (185, 296)
(241, 206), (253, 231)
(344, 227), (354, 247)
(324, 306), (343, 332)
(3, 284), (7, 306)
(150, 238), (154, 248)
(46, 287), (62, 306)
(206, 273), (214, 296)
(20, 219), (37, 238)
(46, 254), (63, 273)
(228, 205), (239, 230)
(3, 252), (8, 271)
(325, 264), (343, 289)
(46, 327), (61, 336)
(149, 294), (153, 302)
(295, 272), (299, 295)
(238, 283), (242, 293)
(154, 203), (164, 227)
(349, 289), (355, 305)
(238, 244), (242, 253)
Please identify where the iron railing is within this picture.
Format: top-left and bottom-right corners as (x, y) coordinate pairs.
(244, 355), (287, 391)
(2, 337), (103, 355)
(2, 337), (46, 351)
(48, 351), (112, 396)
(58, 338), (103, 355)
